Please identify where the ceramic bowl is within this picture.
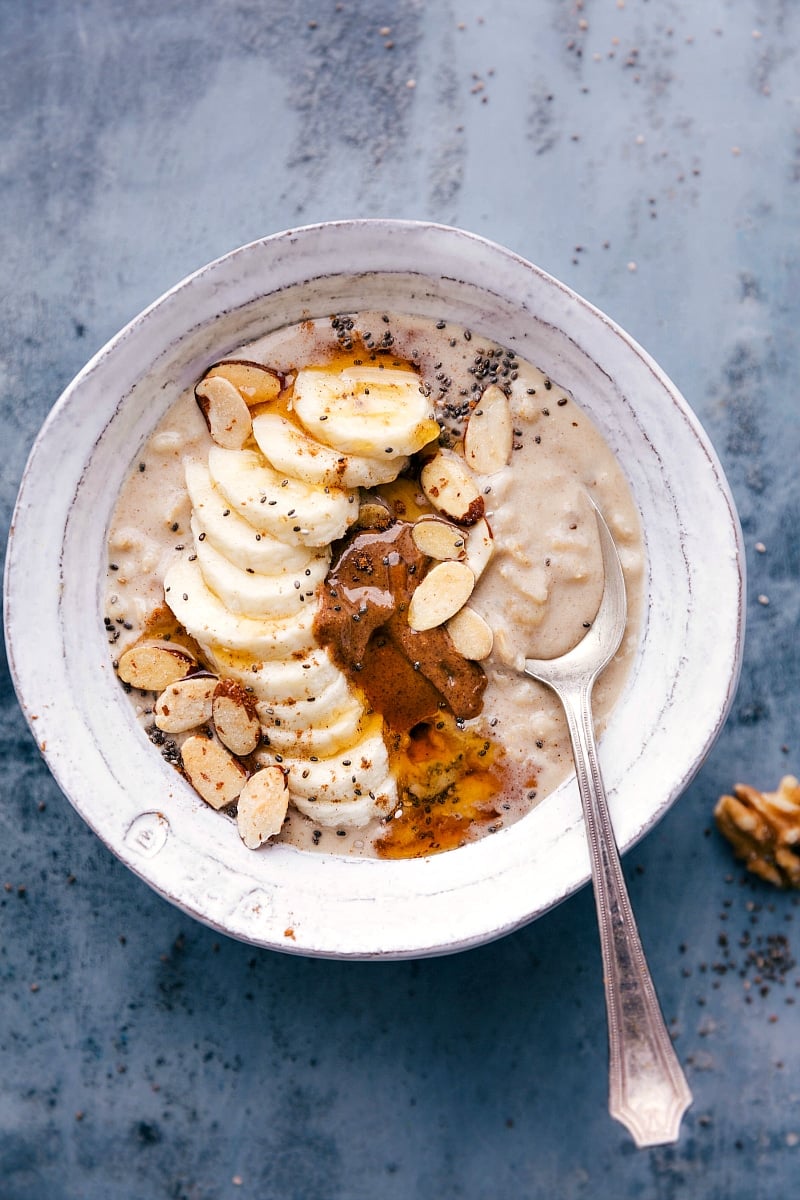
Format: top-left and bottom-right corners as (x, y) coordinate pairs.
(4, 220), (744, 958)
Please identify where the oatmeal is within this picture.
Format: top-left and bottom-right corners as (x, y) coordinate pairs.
(106, 313), (644, 857)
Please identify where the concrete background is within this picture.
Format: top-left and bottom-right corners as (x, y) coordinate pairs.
(1, 1), (799, 1197)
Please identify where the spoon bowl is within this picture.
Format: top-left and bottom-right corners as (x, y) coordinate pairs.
(525, 500), (627, 690)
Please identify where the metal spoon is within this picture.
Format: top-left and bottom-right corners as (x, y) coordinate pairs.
(523, 503), (692, 1147)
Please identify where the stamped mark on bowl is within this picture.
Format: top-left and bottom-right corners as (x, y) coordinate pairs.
(231, 888), (275, 924)
(124, 811), (170, 858)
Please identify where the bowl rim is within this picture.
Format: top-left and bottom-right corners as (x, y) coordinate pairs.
(3, 219), (745, 958)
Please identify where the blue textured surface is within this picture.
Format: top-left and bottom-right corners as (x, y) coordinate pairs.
(1, 2), (799, 1196)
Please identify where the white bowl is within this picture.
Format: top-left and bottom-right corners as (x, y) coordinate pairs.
(4, 221), (744, 959)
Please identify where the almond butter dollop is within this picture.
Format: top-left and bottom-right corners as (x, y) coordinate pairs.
(314, 521), (486, 733)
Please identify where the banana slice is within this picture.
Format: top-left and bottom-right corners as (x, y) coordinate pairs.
(258, 721), (391, 803)
(185, 461), (313, 574)
(208, 447), (357, 547)
(164, 556), (318, 659)
(205, 645), (343, 704)
(256, 672), (355, 732)
(192, 520), (327, 619)
(292, 776), (397, 829)
(293, 366), (439, 457)
(258, 674), (364, 757)
(260, 697), (364, 758)
(252, 412), (409, 489)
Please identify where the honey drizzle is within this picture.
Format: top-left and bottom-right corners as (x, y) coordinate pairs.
(376, 715), (513, 859)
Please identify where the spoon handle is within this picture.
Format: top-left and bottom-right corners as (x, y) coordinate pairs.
(559, 679), (693, 1147)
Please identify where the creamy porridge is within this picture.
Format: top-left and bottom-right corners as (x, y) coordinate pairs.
(105, 312), (643, 857)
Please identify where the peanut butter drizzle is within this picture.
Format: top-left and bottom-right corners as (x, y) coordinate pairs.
(314, 521), (486, 734)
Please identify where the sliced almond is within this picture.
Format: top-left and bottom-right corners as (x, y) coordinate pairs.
(117, 641), (195, 691)
(464, 385), (514, 475)
(181, 735), (247, 809)
(154, 674), (218, 733)
(411, 516), (466, 561)
(195, 376), (253, 449)
(212, 679), (261, 757)
(237, 767), (289, 848)
(446, 606), (494, 661)
(355, 499), (394, 531)
(420, 451), (484, 525)
(205, 360), (283, 406)
(408, 560), (475, 632)
(463, 517), (494, 581)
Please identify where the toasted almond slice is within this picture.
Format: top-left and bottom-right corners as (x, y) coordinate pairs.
(464, 385), (513, 475)
(411, 516), (466, 561)
(408, 560), (475, 632)
(154, 674), (218, 733)
(212, 679), (261, 757)
(236, 767), (289, 848)
(181, 735), (247, 809)
(117, 641), (196, 691)
(420, 451), (484, 525)
(205, 360), (283, 406)
(463, 517), (494, 581)
(195, 377), (253, 449)
(355, 499), (394, 531)
(446, 606), (494, 660)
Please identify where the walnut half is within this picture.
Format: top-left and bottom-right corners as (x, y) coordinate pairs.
(714, 775), (800, 888)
